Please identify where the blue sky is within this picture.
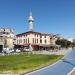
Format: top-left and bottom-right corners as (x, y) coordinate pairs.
(0, 0), (75, 38)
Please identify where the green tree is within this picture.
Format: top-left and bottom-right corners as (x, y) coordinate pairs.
(55, 39), (71, 48)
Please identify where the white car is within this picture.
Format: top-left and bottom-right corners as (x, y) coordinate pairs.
(24, 47), (30, 51)
(16, 49), (21, 52)
(3, 48), (14, 53)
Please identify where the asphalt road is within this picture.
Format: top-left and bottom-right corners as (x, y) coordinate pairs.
(25, 49), (75, 75)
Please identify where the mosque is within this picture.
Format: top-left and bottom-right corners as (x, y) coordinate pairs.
(15, 12), (58, 50)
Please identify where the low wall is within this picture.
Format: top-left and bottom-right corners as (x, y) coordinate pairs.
(32, 48), (72, 55)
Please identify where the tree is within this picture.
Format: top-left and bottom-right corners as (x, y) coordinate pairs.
(55, 39), (71, 48)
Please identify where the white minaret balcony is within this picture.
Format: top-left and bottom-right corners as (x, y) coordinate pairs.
(28, 16), (34, 22)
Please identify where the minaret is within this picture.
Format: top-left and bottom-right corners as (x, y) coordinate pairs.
(28, 11), (34, 31)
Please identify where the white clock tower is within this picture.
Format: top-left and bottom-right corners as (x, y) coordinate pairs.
(28, 11), (34, 31)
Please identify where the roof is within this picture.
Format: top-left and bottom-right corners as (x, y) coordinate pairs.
(16, 31), (50, 36)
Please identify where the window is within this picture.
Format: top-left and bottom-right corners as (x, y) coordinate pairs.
(45, 40), (47, 44)
(19, 40), (20, 44)
(21, 39), (22, 43)
(35, 34), (36, 37)
(40, 35), (42, 38)
(19, 39), (22, 43)
(40, 39), (42, 43)
(33, 38), (34, 44)
(26, 39), (27, 43)
(26, 34), (27, 37)
(44, 35), (46, 38)
(24, 39), (25, 43)
(17, 40), (18, 44)
(37, 39), (38, 43)
(28, 38), (29, 43)
(35, 39), (36, 44)
(50, 37), (52, 39)
(24, 35), (25, 37)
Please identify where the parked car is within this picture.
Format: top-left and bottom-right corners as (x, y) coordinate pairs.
(16, 49), (21, 52)
(24, 47), (30, 51)
(2, 48), (14, 54)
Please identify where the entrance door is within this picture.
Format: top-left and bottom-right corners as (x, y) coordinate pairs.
(0, 45), (3, 52)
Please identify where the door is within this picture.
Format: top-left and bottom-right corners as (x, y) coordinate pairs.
(0, 45), (3, 52)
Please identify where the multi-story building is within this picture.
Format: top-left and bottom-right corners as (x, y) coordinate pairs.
(16, 31), (51, 49)
(16, 12), (57, 50)
(0, 28), (15, 52)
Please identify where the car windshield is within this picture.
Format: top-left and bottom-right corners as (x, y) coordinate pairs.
(24, 47), (29, 49)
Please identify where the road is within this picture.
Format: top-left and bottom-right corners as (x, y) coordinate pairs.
(25, 49), (75, 75)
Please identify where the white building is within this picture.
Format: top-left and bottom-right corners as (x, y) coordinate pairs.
(0, 28), (15, 52)
(16, 31), (50, 45)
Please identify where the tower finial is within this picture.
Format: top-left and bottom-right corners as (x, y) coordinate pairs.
(29, 11), (32, 16)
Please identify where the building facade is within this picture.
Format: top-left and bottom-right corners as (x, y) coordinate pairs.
(16, 31), (50, 45)
(0, 28), (15, 52)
